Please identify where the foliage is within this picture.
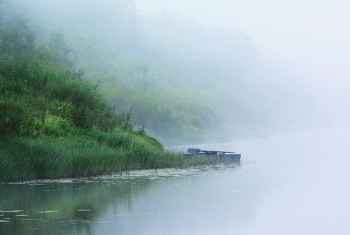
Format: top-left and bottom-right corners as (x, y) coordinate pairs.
(0, 133), (238, 182)
(0, 14), (34, 57)
(0, 0), (315, 146)
(0, 52), (236, 181)
(0, 54), (142, 137)
(0, 43), (190, 181)
(0, 5), (244, 182)
(71, 12), (311, 144)
(49, 30), (72, 56)
(46, 30), (75, 68)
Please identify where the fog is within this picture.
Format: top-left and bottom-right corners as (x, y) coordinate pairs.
(2, 0), (347, 144)
(1, 1), (350, 234)
(136, 0), (350, 128)
(1, 0), (348, 139)
(133, 3), (350, 233)
(136, 0), (350, 73)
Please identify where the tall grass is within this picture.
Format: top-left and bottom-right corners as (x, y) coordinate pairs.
(0, 38), (233, 183)
(0, 134), (145, 181)
(0, 134), (230, 182)
(0, 55), (134, 136)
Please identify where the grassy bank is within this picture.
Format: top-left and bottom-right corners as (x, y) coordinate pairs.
(0, 12), (239, 182)
(0, 134), (230, 182)
(0, 44), (231, 182)
(0, 133), (166, 181)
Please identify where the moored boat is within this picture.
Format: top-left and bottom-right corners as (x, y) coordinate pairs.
(185, 148), (241, 163)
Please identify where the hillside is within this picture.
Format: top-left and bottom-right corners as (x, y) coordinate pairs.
(0, 0), (316, 146)
(1, 0), (318, 145)
(0, 13), (229, 182)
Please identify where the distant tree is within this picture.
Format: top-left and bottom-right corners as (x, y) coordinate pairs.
(31, 30), (76, 68)
(49, 30), (72, 56)
(0, 2), (3, 24)
(0, 14), (35, 57)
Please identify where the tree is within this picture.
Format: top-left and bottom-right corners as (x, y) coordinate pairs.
(0, 0), (5, 27)
(49, 30), (72, 56)
(0, 14), (35, 57)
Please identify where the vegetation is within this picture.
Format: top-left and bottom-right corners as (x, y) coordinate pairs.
(0, 12), (235, 182)
(0, 0), (315, 181)
(0, 0), (316, 146)
(69, 12), (315, 144)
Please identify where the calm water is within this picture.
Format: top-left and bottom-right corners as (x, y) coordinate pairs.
(1, 129), (350, 235)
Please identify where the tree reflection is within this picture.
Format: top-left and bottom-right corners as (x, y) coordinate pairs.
(0, 178), (153, 235)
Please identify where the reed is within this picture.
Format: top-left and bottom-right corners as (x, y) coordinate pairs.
(0, 134), (232, 182)
(0, 45), (232, 183)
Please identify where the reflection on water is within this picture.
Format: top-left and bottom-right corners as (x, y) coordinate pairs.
(1, 130), (350, 235)
(0, 176), (153, 235)
(0, 166), (241, 235)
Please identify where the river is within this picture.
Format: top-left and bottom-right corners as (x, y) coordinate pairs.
(1, 129), (349, 235)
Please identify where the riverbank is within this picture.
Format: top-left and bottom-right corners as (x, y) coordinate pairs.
(0, 22), (235, 183)
(0, 133), (236, 183)
(0, 55), (233, 182)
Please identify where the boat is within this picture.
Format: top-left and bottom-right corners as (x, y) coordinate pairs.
(185, 148), (241, 163)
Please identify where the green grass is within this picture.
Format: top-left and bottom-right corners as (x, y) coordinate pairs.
(0, 134), (233, 182)
(0, 31), (234, 183)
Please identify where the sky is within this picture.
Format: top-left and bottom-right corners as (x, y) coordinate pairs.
(135, 0), (349, 69)
(135, 0), (350, 125)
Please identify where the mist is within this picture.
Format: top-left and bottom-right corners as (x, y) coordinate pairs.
(136, 0), (350, 129)
(1, 1), (350, 234)
(2, 0), (340, 145)
(1, 0), (348, 140)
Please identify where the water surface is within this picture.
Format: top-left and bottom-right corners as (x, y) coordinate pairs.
(1, 130), (349, 235)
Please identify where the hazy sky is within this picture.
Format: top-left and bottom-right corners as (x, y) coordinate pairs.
(135, 0), (350, 123)
(135, 1), (349, 70)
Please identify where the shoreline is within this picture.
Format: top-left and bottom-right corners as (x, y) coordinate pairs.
(1, 163), (241, 184)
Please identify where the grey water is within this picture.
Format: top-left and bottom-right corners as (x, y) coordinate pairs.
(1, 129), (349, 235)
